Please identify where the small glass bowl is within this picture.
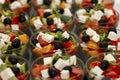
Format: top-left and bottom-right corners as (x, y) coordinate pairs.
(0, 54), (29, 80)
(31, 54), (85, 80)
(86, 53), (120, 80)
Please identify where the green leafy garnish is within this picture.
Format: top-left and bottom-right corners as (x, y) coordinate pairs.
(95, 4), (103, 10)
(61, 16), (72, 24)
(53, 9), (62, 18)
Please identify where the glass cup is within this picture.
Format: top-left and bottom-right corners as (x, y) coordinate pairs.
(31, 54), (85, 80)
(86, 53), (120, 80)
(0, 54), (29, 80)
(30, 30), (79, 57)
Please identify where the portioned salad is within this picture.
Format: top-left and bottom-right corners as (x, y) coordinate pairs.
(75, 0), (114, 8)
(31, 54), (84, 80)
(0, 27), (28, 56)
(75, 4), (118, 31)
(0, 54), (28, 80)
(31, 30), (78, 56)
(87, 53), (120, 80)
(30, 8), (73, 31)
(79, 27), (120, 56)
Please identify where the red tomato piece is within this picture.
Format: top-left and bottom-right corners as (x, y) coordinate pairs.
(116, 58), (120, 63)
(111, 65), (120, 74)
(102, 71), (119, 78)
(12, 16), (19, 24)
(89, 61), (101, 69)
(82, 0), (92, 8)
(62, 41), (73, 48)
(8, 33), (16, 41)
(16, 73), (27, 80)
(37, 9), (44, 18)
(38, 36), (49, 46)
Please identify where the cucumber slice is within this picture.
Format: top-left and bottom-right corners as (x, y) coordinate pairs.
(9, 76), (18, 80)
(20, 63), (27, 74)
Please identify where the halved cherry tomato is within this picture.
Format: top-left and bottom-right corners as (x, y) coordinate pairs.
(37, 9), (44, 18)
(103, 71), (119, 78)
(62, 41), (73, 48)
(116, 58), (120, 63)
(89, 61), (101, 69)
(8, 33), (16, 41)
(12, 16), (19, 24)
(111, 65), (120, 74)
(82, 0), (92, 8)
(38, 36), (49, 46)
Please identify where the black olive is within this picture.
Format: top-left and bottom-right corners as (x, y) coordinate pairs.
(55, 29), (63, 32)
(99, 41), (108, 49)
(19, 14), (26, 23)
(8, 56), (18, 65)
(10, 0), (16, 3)
(63, 66), (72, 72)
(100, 60), (109, 70)
(3, 18), (12, 25)
(44, 12), (52, 18)
(58, 8), (64, 14)
(11, 67), (20, 75)
(108, 27), (117, 33)
(91, 0), (98, 4)
(100, 9), (104, 13)
(48, 67), (58, 78)
(82, 35), (90, 43)
(43, 0), (51, 5)
(47, 18), (54, 26)
(12, 38), (21, 48)
(32, 38), (38, 45)
(54, 41), (64, 49)
(98, 18), (108, 26)
(102, 76), (111, 80)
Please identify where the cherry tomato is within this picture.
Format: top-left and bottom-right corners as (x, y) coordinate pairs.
(116, 58), (120, 63)
(37, 9), (44, 18)
(111, 65), (120, 74)
(89, 61), (101, 69)
(103, 71), (119, 78)
(62, 41), (73, 48)
(38, 36), (49, 46)
(8, 33), (16, 41)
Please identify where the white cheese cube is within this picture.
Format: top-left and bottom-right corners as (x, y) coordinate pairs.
(86, 28), (97, 36)
(64, 60), (70, 66)
(1, 15), (7, 22)
(10, 1), (22, 10)
(54, 18), (61, 24)
(11, 24), (19, 32)
(55, 49), (62, 55)
(107, 32), (118, 41)
(80, 42), (87, 48)
(90, 9), (95, 14)
(42, 34), (54, 43)
(43, 57), (52, 65)
(75, 0), (82, 4)
(16, 63), (21, 68)
(76, 9), (86, 15)
(117, 42), (120, 50)
(62, 31), (70, 39)
(104, 54), (116, 62)
(104, 8), (114, 18)
(53, 0), (61, 5)
(0, 68), (15, 80)
(61, 70), (70, 79)
(108, 45), (116, 51)
(78, 15), (89, 23)
(90, 10), (104, 21)
(66, 0), (73, 4)
(33, 19), (43, 30)
(63, 8), (72, 17)
(91, 66), (103, 76)
(0, 59), (4, 65)
(0, 33), (10, 42)
(54, 58), (68, 70)
(70, 55), (77, 65)
(36, 43), (42, 49)
(57, 22), (65, 29)
(41, 69), (49, 78)
(98, 0), (102, 4)
(0, 39), (5, 49)
(36, 32), (44, 39)
(0, 0), (5, 4)
(19, 0), (27, 5)
(36, 0), (43, 5)
(92, 34), (100, 42)
(44, 9), (52, 13)
(115, 78), (120, 80)
(65, 3), (72, 9)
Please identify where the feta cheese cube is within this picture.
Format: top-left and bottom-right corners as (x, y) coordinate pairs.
(108, 45), (116, 51)
(61, 70), (70, 79)
(57, 22), (65, 29)
(1, 15), (7, 22)
(78, 15), (89, 23)
(11, 24), (19, 32)
(104, 8), (114, 18)
(0, 33), (10, 42)
(0, 68), (15, 80)
(91, 66), (103, 76)
(107, 32), (118, 41)
(66, 0), (73, 4)
(41, 69), (49, 78)
(54, 58), (68, 70)
(117, 42), (120, 50)
(44, 9), (52, 13)
(19, 0), (27, 5)
(0, 0), (5, 4)
(70, 55), (77, 65)
(54, 49), (62, 55)
(42, 34), (54, 43)
(86, 28), (97, 36)
(80, 42), (87, 48)
(98, 0), (102, 4)
(63, 8), (72, 17)
(10, 1), (22, 10)
(92, 34), (100, 42)
(75, 0), (82, 4)
(36, 43), (42, 49)
(16, 63), (21, 68)
(65, 3), (72, 9)
(0, 39), (5, 49)
(104, 54), (116, 62)
(53, 0), (61, 5)
(0, 59), (4, 65)
(37, 32), (44, 39)
(43, 57), (52, 65)
(54, 18), (61, 24)
(33, 19), (43, 30)
(62, 31), (70, 39)
(76, 9), (86, 15)
(90, 10), (104, 21)
(36, 0), (43, 5)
